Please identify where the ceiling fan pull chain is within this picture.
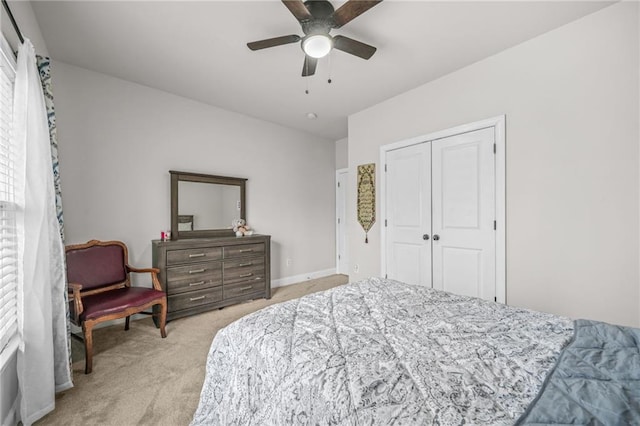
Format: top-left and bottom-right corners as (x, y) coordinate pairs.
(328, 52), (332, 84)
(305, 66), (309, 94)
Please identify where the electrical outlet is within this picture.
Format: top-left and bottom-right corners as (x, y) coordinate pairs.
(286, 258), (292, 267)
(354, 264), (359, 273)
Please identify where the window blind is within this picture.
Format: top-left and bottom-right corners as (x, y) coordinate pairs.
(0, 37), (17, 354)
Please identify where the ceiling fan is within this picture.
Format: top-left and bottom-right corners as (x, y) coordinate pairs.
(247, 0), (382, 77)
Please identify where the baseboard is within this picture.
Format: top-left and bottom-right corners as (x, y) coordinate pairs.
(271, 268), (337, 289)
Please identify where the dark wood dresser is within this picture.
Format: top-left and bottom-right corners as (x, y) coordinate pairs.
(152, 234), (271, 321)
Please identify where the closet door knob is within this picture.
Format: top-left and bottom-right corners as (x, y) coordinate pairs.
(432, 234), (440, 241)
(423, 234), (430, 240)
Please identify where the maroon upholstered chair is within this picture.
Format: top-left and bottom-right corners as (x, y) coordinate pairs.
(65, 240), (167, 374)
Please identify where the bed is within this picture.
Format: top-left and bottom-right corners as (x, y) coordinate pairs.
(191, 277), (640, 425)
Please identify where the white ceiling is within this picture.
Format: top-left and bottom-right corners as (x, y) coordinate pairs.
(31, 0), (613, 141)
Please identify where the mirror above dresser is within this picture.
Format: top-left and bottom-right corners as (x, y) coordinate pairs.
(170, 170), (247, 240)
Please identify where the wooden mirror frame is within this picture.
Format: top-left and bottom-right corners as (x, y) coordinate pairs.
(170, 170), (247, 240)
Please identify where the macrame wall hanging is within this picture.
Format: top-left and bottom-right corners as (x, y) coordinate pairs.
(357, 163), (376, 243)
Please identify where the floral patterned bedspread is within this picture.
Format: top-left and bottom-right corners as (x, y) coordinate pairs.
(191, 278), (573, 425)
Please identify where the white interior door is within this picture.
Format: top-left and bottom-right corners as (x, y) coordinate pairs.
(385, 143), (431, 286)
(336, 169), (349, 274)
(431, 128), (496, 300)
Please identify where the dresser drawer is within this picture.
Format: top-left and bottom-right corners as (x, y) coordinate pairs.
(224, 243), (264, 259)
(167, 247), (222, 266)
(224, 257), (265, 285)
(168, 287), (223, 312)
(167, 261), (221, 282)
(224, 279), (265, 300)
(166, 262), (222, 295)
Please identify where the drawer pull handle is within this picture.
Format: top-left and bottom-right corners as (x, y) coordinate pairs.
(239, 249), (254, 253)
(189, 253), (206, 258)
(189, 268), (206, 274)
(238, 262), (253, 267)
(190, 296), (206, 302)
(239, 286), (253, 291)
(239, 273), (253, 278)
(189, 281), (205, 287)
(254, 277), (262, 280)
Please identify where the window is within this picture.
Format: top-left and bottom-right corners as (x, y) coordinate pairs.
(0, 35), (17, 354)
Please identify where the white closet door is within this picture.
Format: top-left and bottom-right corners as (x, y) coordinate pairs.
(431, 127), (496, 300)
(385, 143), (431, 286)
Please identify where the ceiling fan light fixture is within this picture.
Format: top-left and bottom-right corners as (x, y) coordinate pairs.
(247, 0), (381, 77)
(302, 34), (333, 59)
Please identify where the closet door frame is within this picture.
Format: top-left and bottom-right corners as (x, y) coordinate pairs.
(379, 115), (507, 303)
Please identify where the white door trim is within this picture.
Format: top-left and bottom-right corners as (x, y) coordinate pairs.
(336, 168), (348, 274)
(380, 115), (507, 303)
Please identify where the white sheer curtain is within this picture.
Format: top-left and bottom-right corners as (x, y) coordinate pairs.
(13, 39), (72, 426)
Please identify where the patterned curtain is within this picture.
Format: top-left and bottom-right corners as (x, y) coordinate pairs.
(36, 55), (72, 379)
(36, 56), (64, 237)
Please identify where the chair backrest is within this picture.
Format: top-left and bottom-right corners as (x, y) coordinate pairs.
(66, 240), (129, 291)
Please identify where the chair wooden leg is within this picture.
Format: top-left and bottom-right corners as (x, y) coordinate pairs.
(159, 299), (167, 338)
(125, 315), (130, 331)
(82, 322), (94, 374)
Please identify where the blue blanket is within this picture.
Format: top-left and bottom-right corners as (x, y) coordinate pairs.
(517, 319), (640, 425)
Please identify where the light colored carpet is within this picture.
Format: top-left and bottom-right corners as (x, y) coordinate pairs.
(37, 274), (349, 425)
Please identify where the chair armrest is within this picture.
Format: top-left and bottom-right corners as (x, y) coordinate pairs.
(126, 266), (160, 274)
(67, 282), (84, 323)
(126, 265), (163, 292)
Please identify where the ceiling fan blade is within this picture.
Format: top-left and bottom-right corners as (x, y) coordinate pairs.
(247, 35), (301, 51)
(302, 55), (317, 77)
(282, 0), (313, 22)
(331, 0), (382, 28)
(332, 35), (376, 60)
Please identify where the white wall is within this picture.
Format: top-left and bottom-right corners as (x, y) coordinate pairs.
(335, 137), (348, 170)
(348, 2), (640, 327)
(52, 61), (336, 284)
